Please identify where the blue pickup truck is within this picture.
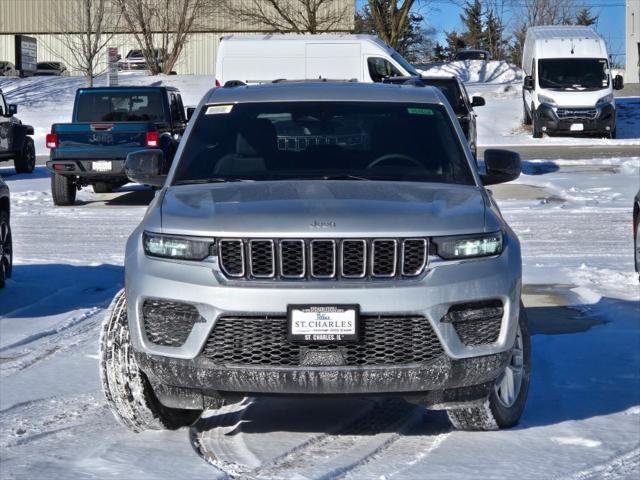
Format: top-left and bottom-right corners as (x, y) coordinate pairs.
(46, 86), (187, 205)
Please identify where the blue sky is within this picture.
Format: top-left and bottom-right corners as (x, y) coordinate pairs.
(356, 1), (626, 65)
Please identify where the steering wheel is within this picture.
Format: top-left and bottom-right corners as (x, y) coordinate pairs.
(367, 154), (422, 169)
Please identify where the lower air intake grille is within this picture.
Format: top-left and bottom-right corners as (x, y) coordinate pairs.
(444, 300), (503, 346)
(142, 299), (204, 347)
(202, 316), (444, 366)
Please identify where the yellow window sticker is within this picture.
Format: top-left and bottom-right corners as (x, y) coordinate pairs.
(206, 104), (234, 115)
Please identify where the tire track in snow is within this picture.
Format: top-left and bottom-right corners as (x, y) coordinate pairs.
(192, 399), (424, 480)
(561, 447), (640, 480)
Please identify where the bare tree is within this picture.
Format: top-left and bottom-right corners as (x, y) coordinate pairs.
(54, 0), (120, 86)
(364, 1), (416, 51)
(222, 0), (352, 34)
(114, 0), (219, 75)
(514, 0), (576, 26)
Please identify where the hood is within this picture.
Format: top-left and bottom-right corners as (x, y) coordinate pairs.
(538, 87), (611, 107)
(159, 181), (487, 238)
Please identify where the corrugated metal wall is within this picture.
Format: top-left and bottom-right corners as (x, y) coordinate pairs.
(0, 0), (355, 75)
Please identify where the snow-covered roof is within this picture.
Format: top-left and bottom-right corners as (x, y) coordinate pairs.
(526, 25), (601, 41)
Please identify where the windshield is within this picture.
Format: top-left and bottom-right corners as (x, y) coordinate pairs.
(75, 91), (165, 122)
(421, 80), (463, 111)
(37, 63), (59, 69)
(126, 50), (144, 58)
(455, 51), (488, 61)
(538, 58), (609, 90)
(390, 51), (418, 76)
(173, 101), (474, 186)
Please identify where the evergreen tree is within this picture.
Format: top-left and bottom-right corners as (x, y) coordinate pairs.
(483, 8), (507, 59)
(432, 42), (448, 62)
(575, 7), (598, 26)
(445, 30), (467, 56)
(460, 0), (484, 47)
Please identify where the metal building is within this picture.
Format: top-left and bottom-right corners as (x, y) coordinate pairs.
(0, 0), (355, 75)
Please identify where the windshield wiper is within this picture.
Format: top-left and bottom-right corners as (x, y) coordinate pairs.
(174, 177), (255, 185)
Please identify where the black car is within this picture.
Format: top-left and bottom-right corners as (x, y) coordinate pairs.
(454, 49), (491, 61)
(0, 176), (11, 288)
(384, 75), (485, 157)
(0, 89), (36, 174)
(35, 62), (69, 76)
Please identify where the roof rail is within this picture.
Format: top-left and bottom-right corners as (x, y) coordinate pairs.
(271, 78), (359, 84)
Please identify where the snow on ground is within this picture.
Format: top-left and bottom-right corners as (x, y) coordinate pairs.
(417, 60), (524, 84)
(0, 155), (638, 479)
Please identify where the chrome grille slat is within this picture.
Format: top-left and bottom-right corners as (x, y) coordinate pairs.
(218, 238), (427, 280)
(556, 108), (598, 120)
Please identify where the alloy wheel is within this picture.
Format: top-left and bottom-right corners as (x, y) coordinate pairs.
(494, 324), (525, 408)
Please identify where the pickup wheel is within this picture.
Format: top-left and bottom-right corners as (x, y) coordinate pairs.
(51, 173), (77, 206)
(93, 182), (113, 194)
(447, 302), (531, 431)
(100, 290), (202, 433)
(0, 210), (12, 289)
(14, 137), (35, 174)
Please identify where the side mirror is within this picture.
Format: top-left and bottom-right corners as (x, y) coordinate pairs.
(8, 104), (17, 116)
(613, 74), (624, 91)
(481, 149), (521, 185)
(125, 149), (166, 187)
(523, 75), (534, 91)
(186, 106), (196, 121)
(471, 96), (485, 107)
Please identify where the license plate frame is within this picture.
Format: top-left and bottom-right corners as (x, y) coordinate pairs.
(92, 160), (112, 172)
(288, 304), (360, 343)
(570, 123), (584, 132)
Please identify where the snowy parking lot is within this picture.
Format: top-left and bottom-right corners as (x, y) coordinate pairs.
(0, 70), (639, 479)
(1, 154), (638, 479)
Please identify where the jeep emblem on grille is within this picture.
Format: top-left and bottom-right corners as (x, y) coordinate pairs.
(309, 220), (336, 229)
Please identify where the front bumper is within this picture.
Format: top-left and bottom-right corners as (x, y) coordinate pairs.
(46, 159), (128, 182)
(126, 228), (522, 397)
(536, 103), (616, 134)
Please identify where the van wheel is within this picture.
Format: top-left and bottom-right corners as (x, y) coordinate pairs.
(93, 182), (113, 194)
(14, 137), (35, 174)
(100, 290), (202, 433)
(0, 210), (12, 288)
(51, 173), (77, 206)
(523, 102), (532, 125)
(608, 128), (617, 139)
(532, 105), (543, 138)
(447, 302), (531, 430)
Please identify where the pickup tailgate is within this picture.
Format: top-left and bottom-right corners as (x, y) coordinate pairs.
(50, 122), (154, 160)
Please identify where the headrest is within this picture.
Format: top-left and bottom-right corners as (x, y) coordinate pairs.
(236, 118), (277, 157)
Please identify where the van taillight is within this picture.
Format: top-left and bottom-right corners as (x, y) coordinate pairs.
(146, 131), (159, 148)
(215, 78), (221, 87)
(46, 133), (58, 149)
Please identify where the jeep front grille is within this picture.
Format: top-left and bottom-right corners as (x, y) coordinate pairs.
(203, 315), (444, 366)
(556, 108), (598, 120)
(218, 238), (428, 280)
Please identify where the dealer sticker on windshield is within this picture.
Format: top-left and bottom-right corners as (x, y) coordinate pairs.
(205, 104), (234, 115)
(288, 305), (359, 342)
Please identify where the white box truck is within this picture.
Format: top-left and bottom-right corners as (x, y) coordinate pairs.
(522, 26), (624, 138)
(214, 34), (420, 86)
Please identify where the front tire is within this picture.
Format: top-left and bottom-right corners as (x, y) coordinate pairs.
(523, 101), (532, 125)
(14, 137), (35, 174)
(99, 290), (202, 433)
(0, 210), (12, 288)
(447, 302), (531, 430)
(51, 173), (77, 206)
(532, 105), (543, 138)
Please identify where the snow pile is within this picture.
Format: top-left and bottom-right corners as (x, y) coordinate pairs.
(417, 60), (524, 84)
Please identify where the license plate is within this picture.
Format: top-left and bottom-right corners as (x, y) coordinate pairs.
(288, 305), (359, 342)
(92, 161), (112, 172)
(570, 123), (584, 131)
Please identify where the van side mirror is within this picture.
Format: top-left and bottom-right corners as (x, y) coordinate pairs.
(186, 106), (196, 121)
(613, 75), (624, 91)
(481, 149), (521, 185)
(7, 104), (17, 116)
(471, 96), (485, 107)
(523, 75), (534, 91)
(125, 149), (166, 187)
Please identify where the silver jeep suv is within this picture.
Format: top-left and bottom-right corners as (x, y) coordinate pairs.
(100, 81), (530, 433)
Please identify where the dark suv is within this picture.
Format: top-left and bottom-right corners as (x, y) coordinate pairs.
(384, 76), (484, 158)
(0, 89), (36, 174)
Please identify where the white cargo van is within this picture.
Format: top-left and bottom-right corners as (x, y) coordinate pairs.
(522, 26), (624, 138)
(214, 34), (419, 85)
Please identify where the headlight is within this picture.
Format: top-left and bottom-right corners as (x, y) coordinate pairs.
(143, 232), (214, 260)
(596, 93), (614, 107)
(537, 94), (556, 106)
(432, 232), (503, 260)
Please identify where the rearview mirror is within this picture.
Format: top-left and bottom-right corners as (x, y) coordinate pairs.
(7, 104), (17, 115)
(613, 74), (624, 91)
(523, 75), (534, 91)
(481, 149), (521, 185)
(125, 149), (166, 187)
(471, 96), (485, 107)
(186, 106), (196, 121)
